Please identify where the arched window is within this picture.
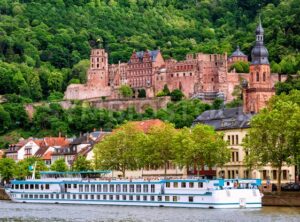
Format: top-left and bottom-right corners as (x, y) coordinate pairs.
(256, 72), (259, 82)
(263, 72), (266, 81)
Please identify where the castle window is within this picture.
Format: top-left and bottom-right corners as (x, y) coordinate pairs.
(256, 72), (259, 82)
(190, 73), (192, 76)
(171, 74), (173, 77)
(183, 73), (185, 76)
(263, 72), (266, 81)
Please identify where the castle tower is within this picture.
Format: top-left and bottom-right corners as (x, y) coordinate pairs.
(87, 48), (109, 87)
(243, 19), (275, 113)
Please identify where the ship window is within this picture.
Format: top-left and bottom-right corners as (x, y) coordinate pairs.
(85, 185), (89, 192)
(29, 194), (33, 199)
(151, 184), (155, 193)
(91, 195), (94, 200)
(116, 195), (120, 200)
(15, 184), (19, 189)
(25, 184), (28, 189)
(143, 185), (148, 193)
(24, 194), (28, 199)
(151, 196), (155, 201)
(123, 185), (127, 192)
(84, 194), (88, 199)
(198, 182), (203, 188)
(97, 195), (100, 200)
(79, 194), (82, 200)
(67, 194), (70, 199)
(35, 184), (39, 189)
(165, 196), (170, 201)
(97, 184), (101, 192)
(136, 195), (140, 201)
(122, 195), (126, 200)
(103, 184), (108, 192)
(73, 184), (77, 189)
(91, 185), (96, 192)
(34, 194), (38, 199)
(189, 182), (194, 188)
(116, 184), (121, 192)
(158, 196), (162, 201)
(166, 182), (170, 188)
(68, 184), (71, 189)
(130, 185), (134, 192)
(143, 196), (147, 201)
(45, 184), (49, 190)
(79, 185), (83, 192)
(136, 185), (141, 192)
(62, 194), (65, 199)
(21, 194), (24, 198)
(109, 185), (114, 192)
(56, 194), (59, 199)
(173, 182), (178, 188)
(181, 182), (186, 188)
(189, 196), (194, 202)
(73, 194), (76, 199)
(39, 194), (42, 199)
(30, 184), (34, 189)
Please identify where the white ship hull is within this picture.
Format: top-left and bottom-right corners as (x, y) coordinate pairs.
(5, 177), (262, 209)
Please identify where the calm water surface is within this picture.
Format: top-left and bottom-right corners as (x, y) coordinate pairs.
(0, 200), (300, 222)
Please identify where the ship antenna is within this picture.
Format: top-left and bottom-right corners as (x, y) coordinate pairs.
(32, 161), (37, 180)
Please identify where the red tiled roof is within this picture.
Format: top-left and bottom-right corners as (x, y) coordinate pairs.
(42, 151), (52, 160)
(43, 137), (69, 147)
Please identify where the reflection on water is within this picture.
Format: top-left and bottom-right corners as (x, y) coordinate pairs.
(0, 200), (300, 222)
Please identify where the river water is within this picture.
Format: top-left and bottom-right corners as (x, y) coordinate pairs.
(0, 200), (300, 222)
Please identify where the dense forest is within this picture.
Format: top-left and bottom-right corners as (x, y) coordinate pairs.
(0, 0), (299, 101)
(0, 0), (300, 145)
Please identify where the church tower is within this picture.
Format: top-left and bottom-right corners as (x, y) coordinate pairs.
(243, 19), (275, 113)
(87, 48), (109, 87)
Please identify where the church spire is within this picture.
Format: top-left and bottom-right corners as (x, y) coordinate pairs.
(251, 17), (269, 65)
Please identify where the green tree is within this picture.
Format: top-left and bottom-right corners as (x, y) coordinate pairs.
(163, 84), (170, 95)
(50, 158), (68, 172)
(0, 158), (17, 183)
(93, 122), (147, 177)
(244, 96), (300, 192)
(143, 122), (178, 175)
(119, 85), (133, 98)
(72, 155), (92, 171)
(15, 157), (47, 180)
(174, 125), (230, 176)
(170, 89), (184, 101)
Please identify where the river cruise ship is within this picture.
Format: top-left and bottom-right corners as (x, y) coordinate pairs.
(5, 171), (262, 209)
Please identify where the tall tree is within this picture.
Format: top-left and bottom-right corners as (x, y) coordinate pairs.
(174, 125), (230, 176)
(0, 158), (17, 183)
(143, 122), (178, 175)
(93, 122), (147, 177)
(244, 94), (300, 192)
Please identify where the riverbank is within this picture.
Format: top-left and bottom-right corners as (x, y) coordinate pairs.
(0, 188), (10, 200)
(262, 192), (300, 207)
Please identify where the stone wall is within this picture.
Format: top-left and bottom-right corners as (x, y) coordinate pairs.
(90, 96), (171, 112)
(262, 192), (300, 207)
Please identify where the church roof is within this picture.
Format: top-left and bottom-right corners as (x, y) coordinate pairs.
(230, 46), (247, 58)
(193, 107), (254, 130)
(251, 19), (269, 65)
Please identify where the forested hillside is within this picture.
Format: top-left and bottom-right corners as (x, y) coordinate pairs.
(0, 0), (299, 101)
(0, 0), (300, 145)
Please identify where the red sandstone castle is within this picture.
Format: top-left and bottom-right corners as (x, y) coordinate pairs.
(64, 21), (283, 113)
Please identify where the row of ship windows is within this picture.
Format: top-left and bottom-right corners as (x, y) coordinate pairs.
(12, 184), (50, 190)
(166, 182), (204, 188)
(78, 184), (156, 193)
(20, 194), (194, 202)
